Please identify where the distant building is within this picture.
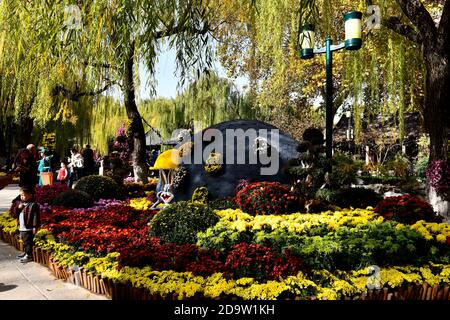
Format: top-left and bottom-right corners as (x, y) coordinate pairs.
(145, 128), (163, 147)
(333, 112), (422, 160)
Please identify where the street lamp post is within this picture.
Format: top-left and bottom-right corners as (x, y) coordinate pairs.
(299, 11), (363, 165)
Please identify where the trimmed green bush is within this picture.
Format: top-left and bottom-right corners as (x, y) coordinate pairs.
(51, 190), (94, 208)
(74, 175), (123, 200)
(149, 201), (219, 244)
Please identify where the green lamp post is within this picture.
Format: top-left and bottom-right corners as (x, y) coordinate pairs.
(299, 11), (363, 164)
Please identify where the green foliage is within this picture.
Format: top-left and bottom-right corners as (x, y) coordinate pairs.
(386, 154), (411, 178)
(315, 188), (340, 204)
(51, 190), (94, 209)
(208, 198), (239, 211)
(74, 175), (123, 200)
(149, 201), (219, 244)
(415, 157), (429, 180)
(315, 187), (381, 209)
(330, 154), (358, 188)
(198, 210), (450, 270)
(296, 222), (434, 270)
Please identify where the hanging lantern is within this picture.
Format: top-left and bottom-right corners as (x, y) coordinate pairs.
(299, 24), (315, 59)
(344, 11), (362, 50)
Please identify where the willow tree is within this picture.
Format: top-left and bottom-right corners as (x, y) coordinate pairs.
(383, 0), (450, 163)
(1, 0), (220, 181)
(140, 72), (259, 138)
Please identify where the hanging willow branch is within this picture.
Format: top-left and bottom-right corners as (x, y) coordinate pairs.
(52, 81), (118, 102)
(383, 17), (423, 44)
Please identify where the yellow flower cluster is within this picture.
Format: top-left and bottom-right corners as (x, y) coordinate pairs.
(129, 197), (153, 211)
(97, 264), (450, 300)
(23, 225), (450, 300)
(0, 212), (17, 234)
(411, 220), (450, 243)
(213, 208), (380, 234)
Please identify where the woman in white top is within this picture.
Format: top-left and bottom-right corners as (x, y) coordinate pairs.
(68, 147), (84, 187)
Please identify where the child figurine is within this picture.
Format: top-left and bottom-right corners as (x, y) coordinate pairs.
(10, 186), (41, 263)
(57, 162), (68, 184)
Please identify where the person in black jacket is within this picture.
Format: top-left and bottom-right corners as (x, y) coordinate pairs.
(11, 144), (38, 188)
(10, 186), (41, 263)
(82, 144), (95, 176)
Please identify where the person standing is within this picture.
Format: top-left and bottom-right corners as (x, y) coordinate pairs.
(10, 186), (41, 263)
(82, 144), (94, 176)
(68, 147), (84, 187)
(12, 144), (38, 188)
(37, 150), (52, 186)
(57, 162), (68, 184)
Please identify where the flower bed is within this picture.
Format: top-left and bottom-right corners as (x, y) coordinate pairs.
(1, 203), (450, 300)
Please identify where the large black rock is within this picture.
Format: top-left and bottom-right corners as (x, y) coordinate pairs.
(174, 120), (299, 201)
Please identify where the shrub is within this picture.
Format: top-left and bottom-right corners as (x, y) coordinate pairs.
(386, 154), (411, 178)
(374, 195), (437, 224)
(296, 221), (433, 270)
(334, 188), (382, 209)
(329, 154), (358, 187)
(74, 175), (123, 200)
(208, 198), (239, 211)
(236, 181), (300, 215)
(51, 190), (94, 209)
(224, 243), (305, 281)
(149, 201), (219, 244)
(315, 188), (340, 203)
(35, 184), (69, 205)
(414, 157), (428, 179)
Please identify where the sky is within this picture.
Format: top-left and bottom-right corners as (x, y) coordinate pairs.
(113, 43), (249, 101)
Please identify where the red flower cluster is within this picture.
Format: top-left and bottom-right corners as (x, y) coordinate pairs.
(116, 237), (224, 276)
(224, 243), (305, 281)
(41, 204), (306, 279)
(42, 205), (155, 254)
(236, 181), (300, 215)
(374, 195), (437, 224)
(35, 184), (69, 205)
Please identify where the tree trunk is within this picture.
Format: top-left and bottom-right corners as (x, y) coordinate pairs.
(423, 50), (450, 163)
(15, 116), (34, 148)
(423, 50), (450, 214)
(0, 125), (6, 157)
(123, 41), (149, 182)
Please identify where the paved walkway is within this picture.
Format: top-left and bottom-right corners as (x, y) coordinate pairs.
(0, 184), (107, 300)
(0, 184), (19, 213)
